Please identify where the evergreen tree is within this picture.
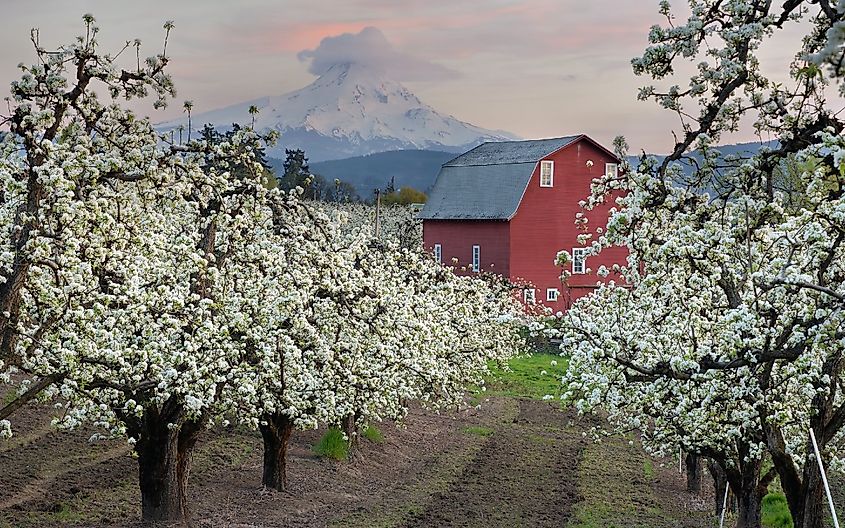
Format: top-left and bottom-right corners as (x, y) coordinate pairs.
(278, 149), (311, 192)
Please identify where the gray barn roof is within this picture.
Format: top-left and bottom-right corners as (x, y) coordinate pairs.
(419, 136), (583, 220)
(444, 136), (580, 166)
(418, 162), (537, 220)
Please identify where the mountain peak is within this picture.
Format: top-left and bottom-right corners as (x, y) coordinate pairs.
(158, 65), (517, 161)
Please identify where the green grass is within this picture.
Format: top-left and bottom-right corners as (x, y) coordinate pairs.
(48, 503), (85, 523)
(362, 425), (385, 444)
(313, 427), (349, 461)
(482, 353), (569, 400)
(462, 425), (494, 437)
(762, 493), (793, 528)
(566, 436), (712, 528)
(643, 459), (656, 481)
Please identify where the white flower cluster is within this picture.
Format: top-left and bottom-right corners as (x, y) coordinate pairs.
(317, 201), (422, 250)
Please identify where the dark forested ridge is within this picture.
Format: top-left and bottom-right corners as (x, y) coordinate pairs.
(267, 141), (773, 199)
(269, 149), (457, 197)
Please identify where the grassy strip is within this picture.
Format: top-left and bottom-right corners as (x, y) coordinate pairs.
(566, 436), (713, 528)
(481, 352), (569, 401)
(762, 493), (793, 528)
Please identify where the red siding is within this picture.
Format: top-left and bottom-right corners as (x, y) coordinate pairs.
(509, 139), (627, 311)
(423, 220), (510, 276)
(421, 136), (628, 313)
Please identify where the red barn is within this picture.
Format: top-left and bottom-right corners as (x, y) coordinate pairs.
(419, 135), (627, 312)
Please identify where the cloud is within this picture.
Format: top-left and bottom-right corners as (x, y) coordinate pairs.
(297, 26), (459, 81)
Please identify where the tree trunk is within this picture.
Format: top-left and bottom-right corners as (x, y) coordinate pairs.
(790, 456), (827, 528)
(685, 453), (702, 493)
(708, 459), (729, 519)
(176, 420), (202, 516)
(769, 427), (828, 528)
(342, 413), (360, 452)
(259, 412), (294, 491)
(734, 481), (763, 528)
(132, 402), (202, 522)
(728, 458), (764, 528)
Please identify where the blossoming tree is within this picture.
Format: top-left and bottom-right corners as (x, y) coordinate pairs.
(0, 17), (279, 521)
(558, 2), (845, 527)
(227, 199), (524, 490)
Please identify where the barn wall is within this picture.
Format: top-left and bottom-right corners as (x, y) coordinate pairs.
(509, 138), (628, 312)
(423, 220), (510, 276)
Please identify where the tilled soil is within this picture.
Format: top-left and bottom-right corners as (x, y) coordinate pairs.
(0, 396), (707, 528)
(401, 399), (584, 528)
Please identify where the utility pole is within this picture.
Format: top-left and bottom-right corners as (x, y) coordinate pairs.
(374, 188), (381, 239)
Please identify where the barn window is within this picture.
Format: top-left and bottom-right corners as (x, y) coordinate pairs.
(605, 163), (618, 178)
(434, 243), (442, 264)
(540, 160), (554, 187)
(472, 245), (480, 272)
(572, 248), (588, 274)
(523, 288), (536, 304)
(546, 288), (559, 302)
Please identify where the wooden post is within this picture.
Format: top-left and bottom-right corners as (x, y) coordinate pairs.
(810, 427), (840, 528)
(374, 189), (381, 239)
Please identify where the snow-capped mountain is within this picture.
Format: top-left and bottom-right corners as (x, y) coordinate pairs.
(157, 62), (518, 161)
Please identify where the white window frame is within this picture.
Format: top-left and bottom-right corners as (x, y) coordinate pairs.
(539, 160), (554, 187)
(523, 288), (536, 304)
(472, 244), (480, 272)
(546, 288), (559, 302)
(572, 247), (588, 274)
(605, 162), (618, 178)
(434, 243), (442, 264)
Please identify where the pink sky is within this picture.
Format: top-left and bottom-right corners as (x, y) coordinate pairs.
(0, 1), (806, 153)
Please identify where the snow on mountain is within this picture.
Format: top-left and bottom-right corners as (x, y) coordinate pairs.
(157, 62), (518, 161)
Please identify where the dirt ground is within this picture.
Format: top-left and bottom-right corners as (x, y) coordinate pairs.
(1, 396), (714, 528)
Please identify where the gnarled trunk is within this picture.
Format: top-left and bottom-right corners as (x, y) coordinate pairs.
(734, 482), (763, 528)
(259, 412), (294, 491)
(685, 453), (701, 493)
(788, 456), (826, 528)
(132, 401), (202, 522)
(727, 458), (764, 528)
(768, 425), (827, 528)
(708, 458), (730, 519)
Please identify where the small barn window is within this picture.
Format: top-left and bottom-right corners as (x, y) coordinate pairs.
(605, 163), (618, 178)
(572, 248), (588, 274)
(434, 243), (442, 264)
(524, 288), (536, 304)
(472, 245), (480, 272)
(540, 160), (554, 187)
(546, 288), (559, 302)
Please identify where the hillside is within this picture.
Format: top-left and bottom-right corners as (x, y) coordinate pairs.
(627, 140), (775, 174)
(270, 149), (457, 198)
(268, 140), (774, 200)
